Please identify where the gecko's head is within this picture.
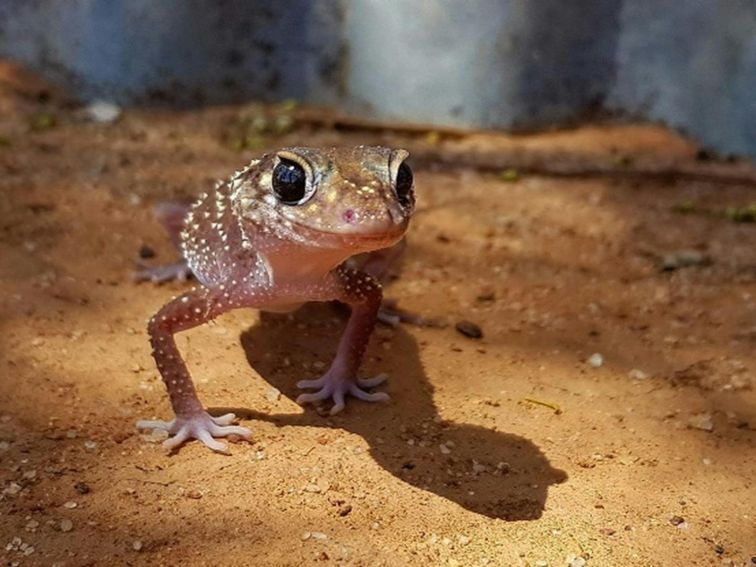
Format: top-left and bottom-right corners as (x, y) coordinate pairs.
(246, 146), (415, 250)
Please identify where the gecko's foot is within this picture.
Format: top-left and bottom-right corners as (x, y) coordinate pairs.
(296, 372), (389, 415)
(132, 261), (193, 284)
(136, 412), (252, 453)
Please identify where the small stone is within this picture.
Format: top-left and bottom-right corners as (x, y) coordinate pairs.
(337, 503), (352, 517)
(84, 100), (122, 123)
(457, 534), (470, 545)
(301, 532), (312, 541)
(568, 556), (587, 567)
(265, 387), (281, 402)
(63, 501), (77, 509)
(455, 320), (483, 339)
(628, 368), (648, 380)
(669, 515), (685, 526)
(186, 489), (203, 499)
(688, 413), (714, 432)
(310, 532), (328, 540)
(74, 482), (90, 494)
(535, 561), (548, 567)
(661, 250), (709, 271)
(439, 443), (451, 455)
(24, 520), (39, 532)
(84, 440), (98, 451)
(66, 429), (78, 439)
(472, 461), (487, 474)
(587, 353), (603, 368)
(59, 519), (73, 532)
(132, 540), (143, 551)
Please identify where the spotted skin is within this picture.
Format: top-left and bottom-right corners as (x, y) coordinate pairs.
(137, 146), (414, 452)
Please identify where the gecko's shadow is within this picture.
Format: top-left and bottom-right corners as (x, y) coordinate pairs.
(227, 305), (566, 521)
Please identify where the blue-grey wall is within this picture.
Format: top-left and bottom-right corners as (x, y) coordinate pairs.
(1, 0), (754, 157)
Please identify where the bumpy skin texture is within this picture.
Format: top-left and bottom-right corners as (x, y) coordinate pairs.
(136, 147), (414, 452)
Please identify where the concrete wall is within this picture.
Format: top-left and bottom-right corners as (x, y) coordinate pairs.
(1, 0), (754, 157)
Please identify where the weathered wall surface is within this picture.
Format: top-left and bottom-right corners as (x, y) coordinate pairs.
(1, 0), (754, 157)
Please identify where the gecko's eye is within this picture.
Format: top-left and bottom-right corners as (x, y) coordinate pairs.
(272, 158), (308, 205)
(395, 161), (414, 207)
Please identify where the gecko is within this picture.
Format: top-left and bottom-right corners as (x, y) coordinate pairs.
(136, 146), (415, 452)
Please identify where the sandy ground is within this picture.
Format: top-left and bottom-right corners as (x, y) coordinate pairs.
(0, 74), (755, 566)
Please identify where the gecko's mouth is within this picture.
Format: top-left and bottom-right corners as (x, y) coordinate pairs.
(292, 220), (407, 251)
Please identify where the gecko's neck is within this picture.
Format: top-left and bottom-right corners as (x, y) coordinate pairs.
(260, 244), (354, 285)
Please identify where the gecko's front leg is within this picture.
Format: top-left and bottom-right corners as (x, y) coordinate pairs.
(296, 267), (389, 415)
(137, 285), (253, 452)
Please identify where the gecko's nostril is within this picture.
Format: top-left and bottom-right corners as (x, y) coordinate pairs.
(343, 209), (356, 224)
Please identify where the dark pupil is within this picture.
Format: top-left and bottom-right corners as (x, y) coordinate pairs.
(396, 162), (413, 205)
(272, 159), (307, 204)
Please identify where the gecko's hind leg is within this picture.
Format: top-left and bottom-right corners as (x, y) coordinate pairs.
(133, 201), (194, 283)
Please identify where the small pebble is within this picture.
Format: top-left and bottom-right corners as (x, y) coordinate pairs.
(669, 515), (685, 526)
(628, 368), (648, 380)
(63, 501), (77, 509)
(310, 532), (328, 541)
(186, 489), (203, 499)
(138, 244), (156, 259)
(439, 443), (451, 455)
(84, 100), (122, 123)
(587, 353), (603, 368)
(265, 387), (281, 403)
(74, 482), (90, 494)
(661, 250), (709, 271)
(59, 519), (73, 532)
(24, 520), (39, 532)
(337, 504), (352, 517)
(132, 540), (143, 552)
(688, 413), (714, 432)
(568, 557), (587, 567)
(455, 320), (483, 339)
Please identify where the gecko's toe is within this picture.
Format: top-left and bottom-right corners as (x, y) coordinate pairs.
(349, 387), (390, 403)
(210, 413), (237, 426)
(162, 427), (191, 451)
(296, 390), (332, 405)
(209, 423), (253, 439)
(356, 374), (388, 388)
(296, 378), (326, 389)
(136, 418), (174, 431)
(196, 429), (229, 453)
(329, 390), (346, 415)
